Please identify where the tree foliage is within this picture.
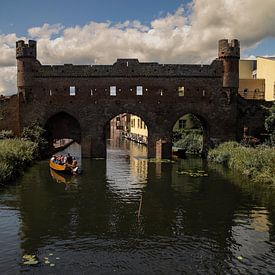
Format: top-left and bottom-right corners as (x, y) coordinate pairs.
(21, 123), (48, 158)
(263, 103), (275, 146)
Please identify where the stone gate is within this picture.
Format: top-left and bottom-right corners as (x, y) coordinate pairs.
(0, 39), (267, 158)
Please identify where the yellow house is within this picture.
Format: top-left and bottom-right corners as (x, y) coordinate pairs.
(129, 115), (148, 144)
(239, 58), (275, 101)
(256, 57), (275, 101)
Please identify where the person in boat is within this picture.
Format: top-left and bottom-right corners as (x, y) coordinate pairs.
(71, 157), (79, 175)
(50, 155), (57, 163)
(60, 155), (65, 165)
(67, 153), (73, 165)
(61, 156), (78, 174)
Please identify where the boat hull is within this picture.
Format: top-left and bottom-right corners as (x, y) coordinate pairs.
(49, 160), (72, 174)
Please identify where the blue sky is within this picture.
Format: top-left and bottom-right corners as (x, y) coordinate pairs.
(0, 0), (186, 35)
(0, 0), (275, 95)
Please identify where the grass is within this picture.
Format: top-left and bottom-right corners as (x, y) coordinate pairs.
(208, 141), (275, 184)
(0, 139), (38, 184)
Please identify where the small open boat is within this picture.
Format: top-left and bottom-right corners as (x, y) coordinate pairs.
(49, 160), (72, 174)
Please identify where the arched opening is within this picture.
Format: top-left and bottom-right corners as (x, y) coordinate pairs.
(172, 113), (206, 157)
(105, 113), (149, 158)
(45, 112), (81, 155)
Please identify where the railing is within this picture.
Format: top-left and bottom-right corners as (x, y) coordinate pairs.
(239, 90), (265, 100)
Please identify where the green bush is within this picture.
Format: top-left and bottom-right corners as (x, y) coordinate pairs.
(0, 130), (15, 139)
(0, 139), (38, 184)
(208, 142), (275, 184)
(21, 123), (48, 158)
(262, 102), (275, 146)
(173, 130), (203, 154)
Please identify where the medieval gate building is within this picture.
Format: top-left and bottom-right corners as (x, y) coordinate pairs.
(0, 39), (266, 158)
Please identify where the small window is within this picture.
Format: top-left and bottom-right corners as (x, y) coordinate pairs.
(49, 89), (52, 96)
(178, 86), (185, 96)
(179, 119), (186, 129)
(136, 86), (143, 96)
(202, 90), (206, 96)
(91, 89), (93, 96)
(70, 86), (76, 96)
(110, 86), (116, 96)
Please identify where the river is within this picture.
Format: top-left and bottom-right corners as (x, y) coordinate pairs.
(0, 138), (274, 274)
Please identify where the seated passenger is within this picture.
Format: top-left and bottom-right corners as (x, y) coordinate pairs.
(71, 158), (78, 175)
(67, 153), (73, 165)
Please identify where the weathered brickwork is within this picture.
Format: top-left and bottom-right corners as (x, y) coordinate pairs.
(0, 39), (268, 158)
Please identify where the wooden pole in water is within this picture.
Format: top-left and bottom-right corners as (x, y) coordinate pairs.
(138, 195), (143, 220)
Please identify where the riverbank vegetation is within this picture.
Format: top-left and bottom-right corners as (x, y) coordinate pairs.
(0, 124), (47, 185)
(208, 142), (275, 184)
(0, 139), (38, 183)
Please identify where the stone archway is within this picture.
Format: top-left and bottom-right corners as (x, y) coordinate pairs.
(103, 111), (151, 157)
(45, 112), (81, 145)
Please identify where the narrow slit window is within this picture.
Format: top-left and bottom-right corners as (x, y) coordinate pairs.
(110, 86), (116, 96)
(91, 89), (93, 96)
(136, 86), (143, 95)
(179, 119), (186, 129)
(70, 86), (76, 96)
(49, 89), (52, 96)
(178, 86), (185, 96)
(202, 90), (206, 96)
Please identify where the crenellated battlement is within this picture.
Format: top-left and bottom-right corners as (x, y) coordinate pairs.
(218, 39), (240, 59)
(16, 40), (37, 59)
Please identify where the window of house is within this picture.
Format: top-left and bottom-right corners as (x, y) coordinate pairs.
(49, 89), (52, 96)
(178, 86), (185, 96)
(110, 86), (116, 96)
(136, 86), (143, 96)
(179, 119), (186, 129)
(69, 86), (76, 96)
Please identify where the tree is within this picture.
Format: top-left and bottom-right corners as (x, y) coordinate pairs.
(21, 123), (48, 158)
(263, 102), (275, 146)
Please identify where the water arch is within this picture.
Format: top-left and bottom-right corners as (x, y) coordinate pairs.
(104, 112), (150, 156)
(170, 112), (210, 156)
(45, 112), (81, 144)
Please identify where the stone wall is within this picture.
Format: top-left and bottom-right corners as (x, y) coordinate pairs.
(0, 95), (20, 135)
(0, 39), (269, 158)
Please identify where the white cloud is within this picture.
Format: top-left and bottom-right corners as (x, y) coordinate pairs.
(0, 66), (17, 95)
(1, 0), (275, 95)
(28, 23), (64, 39)
(0, 33), (19, 66)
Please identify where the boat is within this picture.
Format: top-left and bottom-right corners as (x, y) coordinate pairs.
(49, 159), (72, 174)
(50, 168), (71, 184)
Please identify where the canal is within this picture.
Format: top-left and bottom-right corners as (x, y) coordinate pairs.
(0, 138), (274, 274)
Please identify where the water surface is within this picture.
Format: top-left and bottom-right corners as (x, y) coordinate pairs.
(0, 139), (274, 274)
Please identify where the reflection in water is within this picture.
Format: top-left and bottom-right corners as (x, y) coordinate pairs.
(0, 138), (274, 273)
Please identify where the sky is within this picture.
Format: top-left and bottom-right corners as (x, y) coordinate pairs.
(1, 0), (275, 95)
